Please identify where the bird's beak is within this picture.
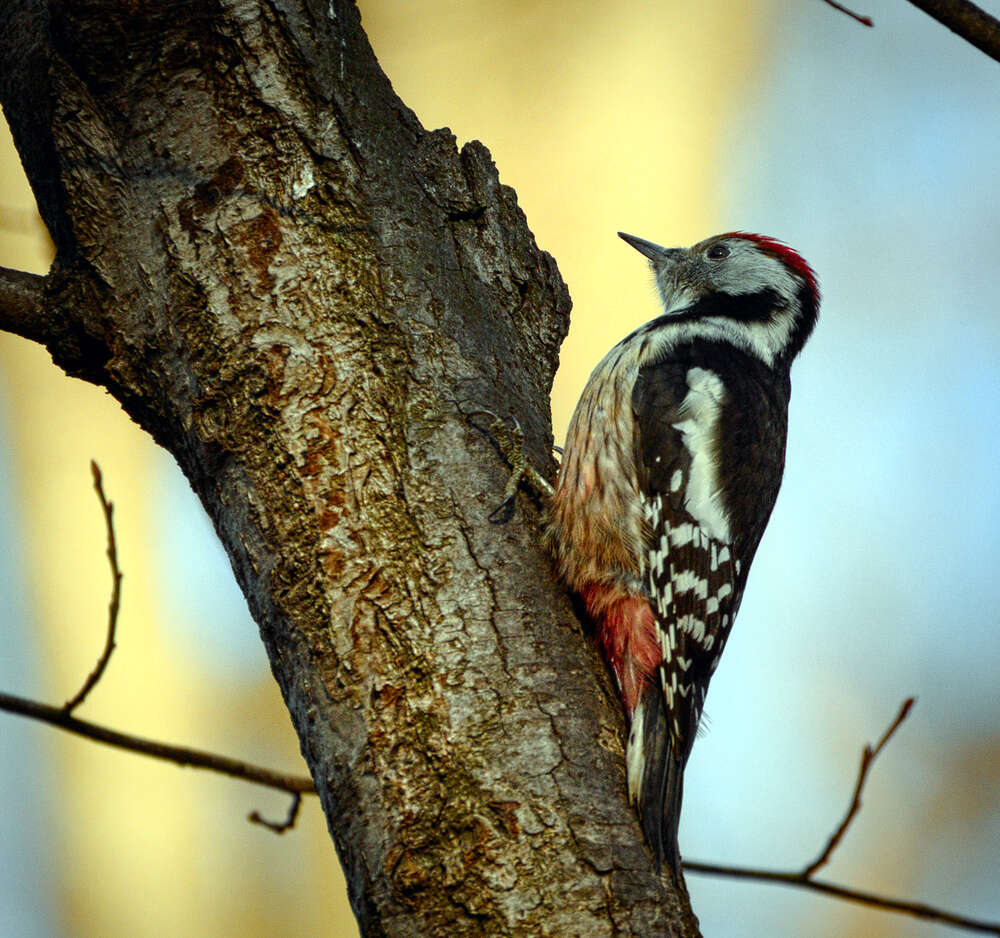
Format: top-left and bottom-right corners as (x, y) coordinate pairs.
(617, 232), (682, 265)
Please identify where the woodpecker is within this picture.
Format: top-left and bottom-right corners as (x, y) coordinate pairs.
(547, 230), (819, 876)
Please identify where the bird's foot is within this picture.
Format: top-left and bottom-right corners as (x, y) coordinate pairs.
(467, 409), (554, 523)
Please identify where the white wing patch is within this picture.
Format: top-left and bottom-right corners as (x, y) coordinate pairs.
(671, 367), (730, 542)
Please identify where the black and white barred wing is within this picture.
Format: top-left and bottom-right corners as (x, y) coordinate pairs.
(641, 491), (740, 755)
(633, 358), (745, 750)
(630, 357), (746, 871)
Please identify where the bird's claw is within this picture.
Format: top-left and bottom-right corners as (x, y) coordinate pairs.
(467, 407), (554, 523)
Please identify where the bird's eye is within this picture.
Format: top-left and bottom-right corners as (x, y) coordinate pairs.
(707, 243), (730, 260)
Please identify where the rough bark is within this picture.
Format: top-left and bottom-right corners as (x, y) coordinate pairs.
(0, 2), (700, 935)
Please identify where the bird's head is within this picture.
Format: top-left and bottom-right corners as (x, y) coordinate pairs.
(618, 230), (820, 367)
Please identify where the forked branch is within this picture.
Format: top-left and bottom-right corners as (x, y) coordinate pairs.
(685, 699), (1000, 935)
(684, 860), (1000, 934)
(0, 463), (316, 811)
(801, 696), (914, 877)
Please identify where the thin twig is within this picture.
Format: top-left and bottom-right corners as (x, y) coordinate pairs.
(683, 862), (1000, 935)
(905, 0), (1000, 64)
(802, 696), (915, 876)
(0, 690), (316, 794)
(249, 792), (304, 834)
(685, 698), (1000, 934)
(63, 461), (122, 714)
(820, 0), (874, 26)
(0, 461), (313, 810)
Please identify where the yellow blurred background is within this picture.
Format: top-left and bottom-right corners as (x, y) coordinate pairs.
(2, 2), (999, 937)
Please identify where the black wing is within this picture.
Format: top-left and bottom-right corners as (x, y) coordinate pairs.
(629, 345), (787, 873)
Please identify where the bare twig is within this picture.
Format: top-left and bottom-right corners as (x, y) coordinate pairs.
(820, 0), (874, 26)
(63, 461), (122, 713)
(685, 699), (1000, 934)
(0, 690), (316, 794)
(683, 861), (1000, 935)
(905, 0), (1000, 64)
(802, 696), (915, 877)
(0, 460), (313, 815)
(249, 792), (303, 834)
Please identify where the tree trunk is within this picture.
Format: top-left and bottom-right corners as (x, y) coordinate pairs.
(0, 1), (699, 934)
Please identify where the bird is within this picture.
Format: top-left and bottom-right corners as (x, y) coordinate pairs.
(544, 230), (820, 876)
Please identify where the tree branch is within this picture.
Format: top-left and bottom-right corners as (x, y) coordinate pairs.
(249, 792), (305, 834)
(905, 0), (1000, 62)
(0, 265), (49, 344)
(0, 689), (316, 794)
(684, 861), (1000, 935)
(801, 697), (915, 877)
(62, 461), (122, 713)
(0, 458), (316, 826)
(685, 699), (1000, 935)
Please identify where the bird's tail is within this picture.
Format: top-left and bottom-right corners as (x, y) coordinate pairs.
(626, 687), (684, 877)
